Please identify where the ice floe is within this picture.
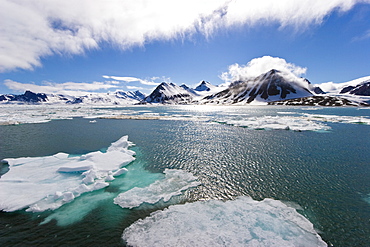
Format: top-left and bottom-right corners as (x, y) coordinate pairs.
(122, 196), (327, 247)
(303, 113), (370, 125)
(216, 116), (331, 131)
(0, 136), (135, 212)
(114, 169), (200, 209)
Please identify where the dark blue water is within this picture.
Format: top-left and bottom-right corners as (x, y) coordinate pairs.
(0, 106), (370, 246)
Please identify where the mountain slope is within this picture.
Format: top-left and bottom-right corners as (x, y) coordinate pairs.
(339, 80), (370, 96)
(202, 69), (312, 104)
(194, 81), (216, 92)
(143, 82), (196, 104)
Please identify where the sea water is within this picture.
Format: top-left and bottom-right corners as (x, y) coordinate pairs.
(0, 105), (370, 246)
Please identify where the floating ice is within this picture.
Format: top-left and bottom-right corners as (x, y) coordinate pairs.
(216, 116), (331, 131)
(303, 114), (370, 125)
(114, 169), (200, 209)
(122, 196), (327, 247)
(0, 135), (135, 212)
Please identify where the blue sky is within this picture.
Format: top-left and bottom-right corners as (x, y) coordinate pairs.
(1, 0), (370, 95)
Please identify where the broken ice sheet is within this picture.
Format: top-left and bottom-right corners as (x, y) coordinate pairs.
(0, 136), (135, 212)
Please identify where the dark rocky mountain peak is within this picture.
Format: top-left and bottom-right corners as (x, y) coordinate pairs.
(203, 69), (312, 104)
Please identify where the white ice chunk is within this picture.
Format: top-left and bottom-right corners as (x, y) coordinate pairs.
(62, 192), (75, 202)
(217, 116), (331, 131)
(93, 181), (109, 190)
(113, 168), (128, 177)
(122, 196), (327, 247)
(0, 135), (136, 212)
(303, 113), (370, 125)
(82, 169), (97, 184)
(114, 169), (200, 209)
(105, 175), (115, 181)
(54, 191), (63, 200)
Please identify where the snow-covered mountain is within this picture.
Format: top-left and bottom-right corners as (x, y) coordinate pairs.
(313, 76), (370, 95)
(0, 91), (48, 103)
(339, 80), (370, 96)
(143, 82), (197, 104)
(0, 90), (146, 105)
(309, 76), (370, 106)
(202, 69), (313, 105)
(194, 81), (216, 92)
(2, 73), (370, 106)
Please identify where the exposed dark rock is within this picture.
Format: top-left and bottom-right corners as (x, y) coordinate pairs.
(268, 96), (369, 106)
(349, 82), (370, 96)
(66, 97), (84, 104)
(340, 86), (355, 94)
(313, 86), (325, 94)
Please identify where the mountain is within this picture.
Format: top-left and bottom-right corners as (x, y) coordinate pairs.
(202, 69), (313, 104)
(143, 82), (196, 104)
(314, 76), (370, 95)
(339, 80), (370, 96)
(194, 81), (216, 92)
(0, 91), (47, 103)
(0, 90), (145, 105)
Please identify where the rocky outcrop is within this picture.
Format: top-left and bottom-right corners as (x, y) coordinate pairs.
(268, 96), (369, 106)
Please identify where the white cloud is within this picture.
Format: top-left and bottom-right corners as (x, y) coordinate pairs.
(126, 86), (144, 90)
(102, 76), (139, 82)
(102, 75), (160, 86)
(0, 0), (368, 72)
(4, 79), (117, 95)
(352, 29), (370, 41)
(220, 56), (307, 84)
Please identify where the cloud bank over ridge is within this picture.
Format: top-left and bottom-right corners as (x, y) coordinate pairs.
(220, 56), (307, 85)
(1, 0), (369, 72)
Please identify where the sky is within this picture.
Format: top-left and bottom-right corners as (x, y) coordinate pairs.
(1, 0), (370, 95)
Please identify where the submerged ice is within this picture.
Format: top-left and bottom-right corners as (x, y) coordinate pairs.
(122, 196), (327, 247)
(114, 169), (201, 209)
(0, 136), (135, 212)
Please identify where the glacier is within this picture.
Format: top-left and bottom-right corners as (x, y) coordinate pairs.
(0, 135), (135, 212)
(122, 196), (327, 247)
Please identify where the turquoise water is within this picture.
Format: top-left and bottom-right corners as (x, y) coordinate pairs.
(1, 106), (370, 246)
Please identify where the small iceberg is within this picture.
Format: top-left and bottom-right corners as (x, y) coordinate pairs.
(0, 136), (135, 212)
(123, 196), (327, 247)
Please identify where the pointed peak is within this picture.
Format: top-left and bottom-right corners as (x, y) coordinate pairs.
(267, 69), (281, 75)
(194, 80), (215, 92)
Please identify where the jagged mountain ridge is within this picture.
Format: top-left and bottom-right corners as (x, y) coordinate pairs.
(2, 71), (370, 106)
(202, 69), (312, 104)
(0, 91), (48, 103)
(0, 90), (146, 105)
